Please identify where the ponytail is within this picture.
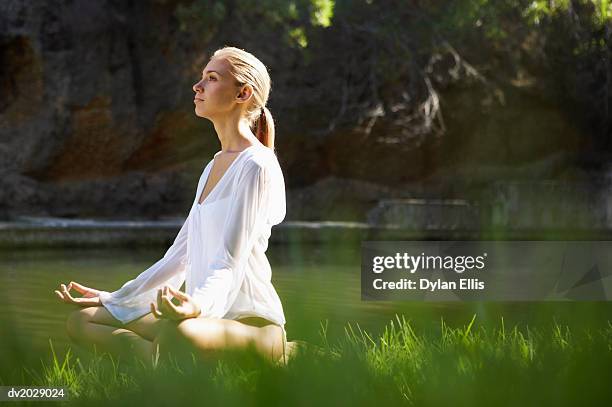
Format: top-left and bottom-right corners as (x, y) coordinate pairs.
(254, 105), (275, 150)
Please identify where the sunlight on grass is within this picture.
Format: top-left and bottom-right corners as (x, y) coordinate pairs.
(10, 314), (609, 406)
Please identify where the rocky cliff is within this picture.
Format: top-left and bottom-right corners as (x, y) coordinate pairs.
(0, 0), (605, 222)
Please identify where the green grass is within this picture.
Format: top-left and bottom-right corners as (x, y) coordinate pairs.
(4, 314), (610, 406)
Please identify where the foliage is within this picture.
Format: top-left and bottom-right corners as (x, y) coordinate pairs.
(19, 315), (612, 405)
(175, 0), (335, 48)
(172, 0), (612, 155)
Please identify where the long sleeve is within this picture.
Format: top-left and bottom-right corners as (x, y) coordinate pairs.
(191, 163), (270, 319)
(98, 218), (189, 324)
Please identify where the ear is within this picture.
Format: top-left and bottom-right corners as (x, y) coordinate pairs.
(236, 84), (253, 104)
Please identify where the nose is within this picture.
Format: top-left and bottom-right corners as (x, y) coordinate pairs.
(193, 80), (204, 93)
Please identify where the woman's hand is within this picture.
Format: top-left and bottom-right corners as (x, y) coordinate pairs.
(54, 281), (102, 307)
(150, 286), (201, 321)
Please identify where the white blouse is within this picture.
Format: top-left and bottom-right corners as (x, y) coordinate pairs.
(98, 144), (288, 339)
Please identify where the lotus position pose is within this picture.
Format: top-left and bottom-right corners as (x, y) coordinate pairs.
(54, 46), (292, 366)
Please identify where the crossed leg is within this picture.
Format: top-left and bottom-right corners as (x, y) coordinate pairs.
(66, 306), (163, 365)
(66, 307), (288, 366)
(154, 316), (287, 365)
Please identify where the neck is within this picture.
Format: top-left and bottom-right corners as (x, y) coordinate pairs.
(212, 110), (259, 152)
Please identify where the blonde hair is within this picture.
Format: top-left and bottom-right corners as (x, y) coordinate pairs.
(211, 46), (275, 150)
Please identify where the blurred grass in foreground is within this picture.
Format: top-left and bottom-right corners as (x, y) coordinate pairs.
(1, 314), (609, 406)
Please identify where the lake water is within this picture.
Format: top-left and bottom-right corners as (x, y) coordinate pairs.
(1, 241), (611, 357)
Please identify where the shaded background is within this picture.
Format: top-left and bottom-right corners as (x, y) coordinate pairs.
(0, 2), (611, 402)
(2, 0), (611, 230)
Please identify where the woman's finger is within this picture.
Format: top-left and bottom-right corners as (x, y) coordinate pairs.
(167, 286), (188, 302)
(158, 293), (175, 316)
(150, 302), (163, 319)
(167, 289), (199, 318)
(163, 286), (181, 310)
(57, 287), (76, 305)
(54, 290), (65, 301)
(156, 288), (168, 313)
(156, 289), (172, 314)
(60, 285), (78, 304)
(72, 281), (98, 296)
(69, 281), (87, 294)
(161, 294), (180, 316)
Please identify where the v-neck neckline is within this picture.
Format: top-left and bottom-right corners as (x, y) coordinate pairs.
(197, 145), (257, 206)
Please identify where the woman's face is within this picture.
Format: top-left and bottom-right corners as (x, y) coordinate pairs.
(192, 57), (244, 119)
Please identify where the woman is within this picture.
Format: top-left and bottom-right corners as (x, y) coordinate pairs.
(54, 46), (292, 366)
